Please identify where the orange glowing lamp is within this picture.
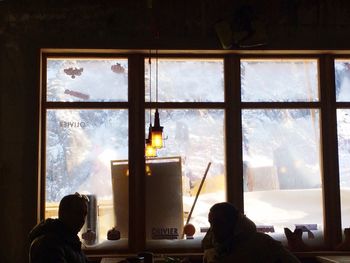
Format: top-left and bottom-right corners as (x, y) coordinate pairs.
(145, 139), (157, 157)
(151, 130), (163, 148)
(151, 109), (163, 149)
(145, 124), (157, 157)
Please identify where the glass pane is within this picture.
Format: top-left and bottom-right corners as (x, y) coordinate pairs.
(337, 109), (350, 229)
(335, 60), (350, 102)
(144, 109), (226, 245)
(145, 59), (224, 102)
(241, 59), (319, 102)
(242, 109), (323, 239)
(47, 58), (128, 102)
(45, 109), (128, 246)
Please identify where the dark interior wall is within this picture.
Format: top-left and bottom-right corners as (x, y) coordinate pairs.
(1, 1), (350, 262)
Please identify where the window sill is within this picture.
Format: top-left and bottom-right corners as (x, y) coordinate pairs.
(84, 239), (128, 253)
(90, 251), (350, 263)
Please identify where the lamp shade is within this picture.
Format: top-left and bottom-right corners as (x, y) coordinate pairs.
(145, 139), (157, 157)
(151, 109), (163, 149)
(151, 130), (163, 148)
(145, 124), (157, 157)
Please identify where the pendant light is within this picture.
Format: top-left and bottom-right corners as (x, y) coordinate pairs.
(145, 124), (157, 157)
(150, 49), (164, 149)
(145, 51), (157, 157)
(145, 135), (157, 157)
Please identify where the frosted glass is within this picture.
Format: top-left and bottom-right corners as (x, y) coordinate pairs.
(45, 109), (128, 243)
(337, 109), (350, 229)
(47, 58), (128, 102)
(335, 60), (350, 101)
(145, 59), (224, 102)
(145, 109), (226, 240)
(242, 109), (323, 235)
(241, 59), (319, 102)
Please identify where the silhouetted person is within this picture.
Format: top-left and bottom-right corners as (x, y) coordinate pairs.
(29, 193), (89, 263)
(202, 202), (300, 263)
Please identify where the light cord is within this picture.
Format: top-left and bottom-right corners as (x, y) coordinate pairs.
(156, 49), (158, 103)
(149, 49), (152, 123)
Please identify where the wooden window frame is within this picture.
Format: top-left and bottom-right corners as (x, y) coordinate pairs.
(39, 50), (344, 253)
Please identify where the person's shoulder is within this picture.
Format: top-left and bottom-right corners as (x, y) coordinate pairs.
(32, 231), (66, 250)
(254, 232), (280, 242)
(203, 247), (217, 263)
(30, 232), (68, 263)
(252, 233), (301, 262)
(251, 232), (286, 250)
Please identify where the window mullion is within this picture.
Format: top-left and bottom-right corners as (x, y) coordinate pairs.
(319, 55), (342, 249)
(39, 54), (48, 221)
(128, 54), (146, 252)
(225, 55), (244, 212)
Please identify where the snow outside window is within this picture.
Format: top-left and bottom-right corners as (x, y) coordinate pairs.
(241, 59), (323, 241)
(241, 59), (319, 102)
(144, 58), (226, 244)
(45, 57), (129, 246)
(46, 58), (128, 102)
(145, 58), (224, 102)
(335, 60), (350, 231)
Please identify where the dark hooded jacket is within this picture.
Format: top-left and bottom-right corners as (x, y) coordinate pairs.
(202, 214), (300, 263)
(29, 218), (88, 263)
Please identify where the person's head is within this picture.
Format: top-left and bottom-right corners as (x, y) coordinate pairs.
(58, 193), (89, 234)
(208, 202), (239, 243)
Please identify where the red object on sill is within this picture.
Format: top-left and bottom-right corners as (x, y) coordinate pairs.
(107, 227), (121, 240)
(184, 224), (196, 237)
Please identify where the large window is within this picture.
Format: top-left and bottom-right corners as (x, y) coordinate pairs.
(44, 57), (129, 247)
(144, 58), (226, 247)
(241, 59), (323, 239)
(335, 59), (350, 231)
(40, 51), (346, 252)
